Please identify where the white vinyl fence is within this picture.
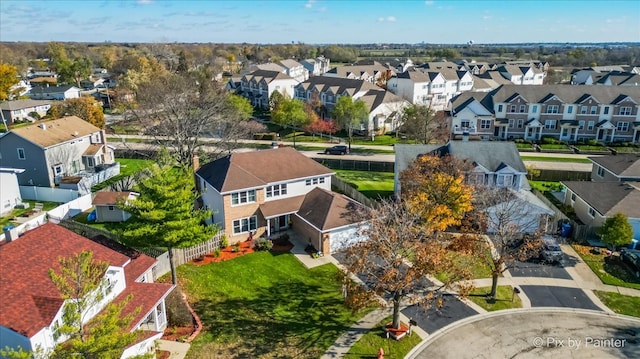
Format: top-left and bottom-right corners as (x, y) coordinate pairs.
(19, 186), (79, 203)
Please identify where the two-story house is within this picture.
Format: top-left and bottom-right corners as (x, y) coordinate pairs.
(0, 223), (174, 358)
(301, 56), (331, 77)
(450, 85), (640, 143)
(235, 70), (299, 109)
(28, 85), (81, 101)
(324, 61), (395, 85)
(0, 116), (116, 188)
(394, 141), (553, 233)
(0, 99), (52, 125)
(278, 59), (309, 83)
(294, 76), (408, 134)
(387, 68), (473, 111)
(496, 65), (545, 85)
(195, 147), (364, 254)
(562, 154), (640, 240)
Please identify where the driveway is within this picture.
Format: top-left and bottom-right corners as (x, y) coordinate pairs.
(401, 296), (478, 334)
(509, 259), (572, 279)
(519, 285), (601, 310)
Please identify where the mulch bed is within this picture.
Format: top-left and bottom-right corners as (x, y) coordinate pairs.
(162, 324), (194, 342)
(156, 350), (171, 359)
(188, 238), (294, 266)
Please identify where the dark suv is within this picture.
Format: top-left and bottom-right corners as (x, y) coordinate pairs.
(324, 145), (348, 155)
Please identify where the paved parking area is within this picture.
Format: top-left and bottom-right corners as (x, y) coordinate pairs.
(401, 296), (478, 334)
(520, 285), (601, 310)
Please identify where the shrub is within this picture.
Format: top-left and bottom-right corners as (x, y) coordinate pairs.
(541, 136), (560, 144)
(220, 236), (229, 249)
(213, 248), (221, 257)
(165, 288), (194, 327)
(253, 237), (273, 251)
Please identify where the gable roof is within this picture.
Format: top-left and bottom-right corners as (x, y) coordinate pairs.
(278, 59), (303, 69)
(297, 76), (380, 96)
(93, 191), (135, 206)
(0, 223), (130, 338)
(9, 116), (101, 148)
(589, 154), (640, 178)
(491, 84), (640, 105)
(357, 89), (407, 112)
(562, 181), (640, 218)
(196, 147), (334, 193)
(28, 85), (78, 94)
(296, 187), (362, 231)
(0, 99), (52, 111)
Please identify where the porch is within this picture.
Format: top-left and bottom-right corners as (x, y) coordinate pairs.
(139, 301), (168, 332)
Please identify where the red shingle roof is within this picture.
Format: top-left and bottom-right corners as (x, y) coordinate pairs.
(115, 281), (174, 331)
(0, 223), (130, 337)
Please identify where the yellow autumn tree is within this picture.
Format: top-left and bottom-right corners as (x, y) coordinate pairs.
(400, 154), (474, 234)
(47, 96), (105, 128)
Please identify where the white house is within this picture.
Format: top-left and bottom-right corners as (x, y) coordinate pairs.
(28, 85), (81, 101)
(0, 99), (52, 125)
(387, 68), (473, 111)
(278, 59), (309, 82)
(236, 70), (299, 109)
(0, 167), (25, 216)
(0, 223), (174, 358)
(301, 56), (331, 77)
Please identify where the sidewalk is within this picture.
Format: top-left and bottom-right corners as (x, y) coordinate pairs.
(157, 340), (190, 359)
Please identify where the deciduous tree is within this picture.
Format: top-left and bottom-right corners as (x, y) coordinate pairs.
(332, 95), (368, 151)
(270, 97), (309, 147)
(398, 104), (448, 144)
(47, 96), (105, 128)
(340, 198), (473, 330)
(120, 152), (217, 285)
(400, 154), (474, 235)
(0, 63), (20, 100)
(48, 251), (148, 359)
(599, 213), (633, 250)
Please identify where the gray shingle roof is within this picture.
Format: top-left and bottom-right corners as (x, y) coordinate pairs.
(589, 154), (640, 178)
(296, 187), (362, 231)
(0, 99), (52, 111)
(562, 181), (640, 217)
(297, 76), (379, 95)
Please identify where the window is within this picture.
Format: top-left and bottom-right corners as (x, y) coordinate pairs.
(578, 120), (585, 130)
(460, 120), (470, 128)
(588, 207), (596, 217)
(233, 216), (257, 234)
(544, 120), (557, 129)
(480, 119), (491, 129)
(603, 106), (609, 115)
(546, 105), (559, 114)
(53, 164), (63, 176)
(587, 121), (595, 131)
(231, 190), (256, 205)
(580, 106), (588, 114)
(305, 177), (325, 186)
(567, 106), (573, 114)
(108, 205), (115, 211)
(508, 119), (514, 128)
(266, 183), (288, 198)
(509, 105), (516, 113)
(616, 122), (629, 132)
(620, 107), (632, 116)
(597, 166), (605, 177)
(497, 104), (503, 112)
(531, 105), (537, 113)
(17, 148), (25, 160)
(570, 193), (576, 202)
(590, 106), (598, 115)
(517, 119), (523, 129)
(496, 174), (513, 187)
(519, 105), (526, 113)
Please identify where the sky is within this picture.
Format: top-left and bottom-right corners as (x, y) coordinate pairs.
(1, 0), (639, 44)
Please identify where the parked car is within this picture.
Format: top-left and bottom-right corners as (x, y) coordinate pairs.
(620, 249), (640, 277)
(324, 145), (349, 155)
(540, 236), (564, 263)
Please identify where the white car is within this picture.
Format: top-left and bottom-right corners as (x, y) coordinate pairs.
(540, 236), (563, 263)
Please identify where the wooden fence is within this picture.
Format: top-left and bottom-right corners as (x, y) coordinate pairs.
(531, 190), (596, 241)
(536, 169), (591, 182)
(172, 232), (225, 266)
(331, 175), (376, 208)
(314, 158), (394, 173)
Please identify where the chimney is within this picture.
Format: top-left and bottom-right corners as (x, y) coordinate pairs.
(192, 154), (200, 171)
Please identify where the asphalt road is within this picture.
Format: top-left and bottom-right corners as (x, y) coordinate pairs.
(519, 285), (601, 310)
(509, 259), (572, 279)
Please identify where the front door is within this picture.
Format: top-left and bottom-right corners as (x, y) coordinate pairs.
(279, 215), (287, 229)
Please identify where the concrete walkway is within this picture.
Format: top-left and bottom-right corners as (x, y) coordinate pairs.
(157, 340), (190, 359)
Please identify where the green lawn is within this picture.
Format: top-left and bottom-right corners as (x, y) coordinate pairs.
(179, 252), (370, 359)
(572, 245), (640, 290)
(520, 156), (592, 163)
(594, 291), (640, 317)
(435, 249), (494, 282)
(91, 158), (154, 191)
(529, 180), (563, 192)
(575, 145), (607, 151)
(468, 286), (523, 311)
(345, 316), (422, 359)
(539, 144), (570, 150)
(516, 143), (534, 149)
(0, 201), (59, 227)
(334, 170), (395, 199)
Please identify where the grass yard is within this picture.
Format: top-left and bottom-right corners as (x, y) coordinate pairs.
(520, 156), (592, 163)
(468, 286), (523, 311)
(572, 245), (640, 290)
(0, 201), (59, 227)
(528, 180), (563, 193)
(179, 252), (371, 359)
(574, 145), (607, 151)
(91, 158), (154, 191)
(334, 170), (395, 199)
(539, 144), (570, 150)
(594, 291), (640, 317)
(345, 316), (422, 359)
(435, 249), (494, 282)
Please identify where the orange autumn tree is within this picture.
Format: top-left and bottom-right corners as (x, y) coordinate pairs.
(400, 154), (474, 234)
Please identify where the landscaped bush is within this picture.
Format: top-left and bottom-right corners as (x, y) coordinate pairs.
(220, 236), (228, 249)
(541, 136), (563, 145)
(253, 237), (273, 251)
(165, 288), (194, 327)
(253, 132), (278, 140)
